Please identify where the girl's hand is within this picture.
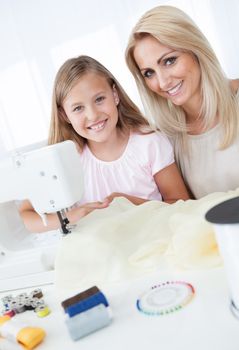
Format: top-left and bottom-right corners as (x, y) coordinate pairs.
(69, 199), (110, 223)
(104, 192), (148, 205)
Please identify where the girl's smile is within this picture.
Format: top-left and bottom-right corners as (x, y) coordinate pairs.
(87, 118), (108, 131)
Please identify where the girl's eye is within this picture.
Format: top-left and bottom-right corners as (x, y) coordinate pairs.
(163, 56), (177, 66)
(143, 69), (154, 79)
(73, 105), (83, 112)
(95, 96), (105, 103)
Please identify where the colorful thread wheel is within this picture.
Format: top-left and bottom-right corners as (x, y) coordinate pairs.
(136, 281), (195, 316)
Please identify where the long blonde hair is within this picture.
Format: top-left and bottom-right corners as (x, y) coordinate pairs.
(125, 5), (239, 150)
(48, 55), (154, 149)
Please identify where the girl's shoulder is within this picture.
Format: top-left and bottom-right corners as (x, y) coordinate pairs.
(131, 130), (170, 142)
(130, 131), (172, 150)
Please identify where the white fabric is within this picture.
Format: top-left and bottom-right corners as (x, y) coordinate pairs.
(54, 187), (239, 294)
(176, 124), (239, 199)
(79, 132), (174, 203)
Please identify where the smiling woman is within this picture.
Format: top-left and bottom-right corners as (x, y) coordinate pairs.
(125, 5), (239, 199)
(133, 35), (201, 115)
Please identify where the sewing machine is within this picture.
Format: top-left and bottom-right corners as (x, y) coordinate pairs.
(0, 140), (84, 292)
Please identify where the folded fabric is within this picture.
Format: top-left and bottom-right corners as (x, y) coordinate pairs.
(55, 188), (239, 294)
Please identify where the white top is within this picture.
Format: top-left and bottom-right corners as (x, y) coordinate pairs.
(78, 132), (174, 203)
(177, 124), (239, 198)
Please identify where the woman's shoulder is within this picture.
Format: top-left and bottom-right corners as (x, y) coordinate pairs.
(229, 79), (239, 94)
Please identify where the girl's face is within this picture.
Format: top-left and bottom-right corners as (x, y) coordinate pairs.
(133, 35), (201, 109)
(62, 72), (119, 145)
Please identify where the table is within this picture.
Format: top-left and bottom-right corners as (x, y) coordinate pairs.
(0, 266), (238, 350)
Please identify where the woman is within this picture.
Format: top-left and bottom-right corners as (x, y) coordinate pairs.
(125, 5), (239, 199)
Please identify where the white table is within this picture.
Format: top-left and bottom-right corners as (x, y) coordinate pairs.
(0, 267), (238, 350)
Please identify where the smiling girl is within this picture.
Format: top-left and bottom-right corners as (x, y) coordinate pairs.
(19, 55), (189, 233)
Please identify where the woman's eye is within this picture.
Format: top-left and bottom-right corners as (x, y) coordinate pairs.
(95, 96), (105, 103)
(143, 70), (154, 79)
(164, 56), (177, 66)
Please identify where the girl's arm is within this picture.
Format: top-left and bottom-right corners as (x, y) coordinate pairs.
(19, 199), (109, 233)
(154, 162), (190, 203)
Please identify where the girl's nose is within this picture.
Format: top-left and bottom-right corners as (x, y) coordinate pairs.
(86, 106), (98, 121)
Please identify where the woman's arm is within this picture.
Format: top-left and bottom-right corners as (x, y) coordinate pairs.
(19, 199), (110, 233)
(154, 162), (191, 203)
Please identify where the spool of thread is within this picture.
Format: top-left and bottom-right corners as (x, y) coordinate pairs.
(65, 304), (111, 341)
(3, 308), (15, 318)
(33, 300), (45, 308)
(61, 286), (100, 310)
(30, 289), (43, 299)
(1, 296), (13, 308)
(9, 301), (26, 314)
(35, 305), (50, 318)
(0, 315), (45, 349)
(17, 293), (28, 300)
(65, 292), (109, 317)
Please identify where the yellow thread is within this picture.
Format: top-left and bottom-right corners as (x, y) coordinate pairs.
(36, 306), (50, 318)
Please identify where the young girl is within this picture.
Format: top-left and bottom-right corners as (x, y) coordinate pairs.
(19, 55), (189, 233)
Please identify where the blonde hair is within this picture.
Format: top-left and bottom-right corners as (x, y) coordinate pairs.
(48, 55), (154, 149)
(125, 5), (239, 150)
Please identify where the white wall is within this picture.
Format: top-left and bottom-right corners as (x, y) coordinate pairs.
(0, 0), (238, 151)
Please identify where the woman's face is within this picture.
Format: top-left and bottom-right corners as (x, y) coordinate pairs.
(133, 35), (201, 109)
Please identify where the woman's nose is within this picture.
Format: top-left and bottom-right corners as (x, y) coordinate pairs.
(156, 70), (171, 91)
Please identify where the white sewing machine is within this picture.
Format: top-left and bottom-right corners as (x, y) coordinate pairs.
(0, 140), (84, 292)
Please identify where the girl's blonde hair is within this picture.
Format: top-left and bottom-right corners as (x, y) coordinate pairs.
(125, 5), (239, 150)
(48, 55), (154, 149)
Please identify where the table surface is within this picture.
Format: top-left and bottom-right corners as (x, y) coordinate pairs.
(0, 267), (238, 350)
